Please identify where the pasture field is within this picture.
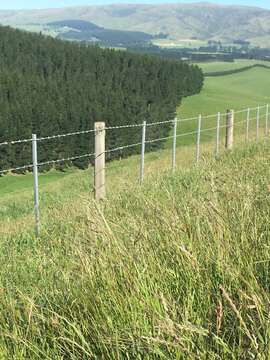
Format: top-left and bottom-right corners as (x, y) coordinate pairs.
(0, 62), (270, 357)
(176, 67), (270, 146)
(0, 140), (270, 358)
(1, 66), (269, 199)
(195, 59), (270, 73)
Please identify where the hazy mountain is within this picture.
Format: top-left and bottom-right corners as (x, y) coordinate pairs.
(1, 3), (270, 45)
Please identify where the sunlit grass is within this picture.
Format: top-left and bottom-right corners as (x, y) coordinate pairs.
(0, 140), (269, 358)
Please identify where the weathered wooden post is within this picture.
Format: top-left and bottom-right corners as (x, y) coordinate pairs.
(32, 134), (40, 237)
(225, 109), (234, 150)
(95, 122), (106, 200)
(172, 117), (177, 171)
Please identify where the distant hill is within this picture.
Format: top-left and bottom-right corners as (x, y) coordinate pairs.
(1, 3), (270, 46)
(48, 20), (101, 32)
(47, 19), (158, 46)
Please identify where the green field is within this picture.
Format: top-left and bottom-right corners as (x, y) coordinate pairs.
(195, 59), (270, 74)
(179, 67), (270, 117)
(1, 141), (270, 358)
(1, 66), (269, 199)
(173, 67), (269, 149)
(0, 62), (270, 357)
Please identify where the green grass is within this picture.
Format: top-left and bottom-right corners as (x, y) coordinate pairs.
(1, 66), (269, 202)
(195, 60), (270, 74)
(0, 63), (270, 357)
(175, 67), (270, 146)
(179, 67), (270, 117)
(0, 141), (270, 358)
(0, 170), (73, 197)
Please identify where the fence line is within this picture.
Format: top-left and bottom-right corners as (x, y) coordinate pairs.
(0, 163), (34, 174)
(1, 104), (267, 147)
(0, 138), (32, 147)
(0, 104), (269, 236)
(0, 113), (264, 175)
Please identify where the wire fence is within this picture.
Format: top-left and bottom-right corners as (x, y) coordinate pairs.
(0, 103), (269, 235)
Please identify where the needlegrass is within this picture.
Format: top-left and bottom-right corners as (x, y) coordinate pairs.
(0, 139), (270, 358)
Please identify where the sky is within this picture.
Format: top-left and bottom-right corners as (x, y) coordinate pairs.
(0, 0), (269, 10)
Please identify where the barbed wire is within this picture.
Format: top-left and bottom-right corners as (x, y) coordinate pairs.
(37, 129), (96, 142)
(0, 163), (34, 175)
(105, 142), (142, 154)
(146, 119), (175, 127)
(0, 138), (32, 147)
(0, 103), (268, 147)
(0, 106), (266, 175)
(146, 135), (174, 144)
(0, 153), (96, 174)
(104, 123), (143, 131)
(38, 152), (95, 167)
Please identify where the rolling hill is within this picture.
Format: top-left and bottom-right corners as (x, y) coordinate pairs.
(1, 3), (270, 45)
(47, 19), (159, 46)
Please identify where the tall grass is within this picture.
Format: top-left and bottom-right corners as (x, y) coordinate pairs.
(0, 142), (270, 358)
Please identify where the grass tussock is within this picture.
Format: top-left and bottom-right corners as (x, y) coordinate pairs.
(0, 142), (270, 358)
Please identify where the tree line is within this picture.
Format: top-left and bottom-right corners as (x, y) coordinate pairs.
(0, 26), (203, 173)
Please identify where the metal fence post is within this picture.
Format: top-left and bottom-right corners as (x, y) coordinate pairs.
(246, 108), (250, 142)
(265, 104), (269, 136)
(172, 117), (177, 172)
(215, 112), (220, 158)
(256, 106), (260, 141)
(94, 122), (106, 200)
(196, 114), (202, 164)
(140, 121), (146, 183)
(225, 109), (234, 150)
(32, 134), (40, 237)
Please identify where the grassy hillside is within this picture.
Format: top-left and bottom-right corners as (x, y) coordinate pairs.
(175, 66), (270, 146)
(179, 67), (270, 117)
(0, 55), (269, 357)
(0, 139), (270, 357)
(0, 65), (269, 200)
(1, 3), (270, 45)
(48, 19), (155, 46)
(195, 60), (270, 74)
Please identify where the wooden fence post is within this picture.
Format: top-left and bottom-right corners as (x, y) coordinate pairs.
(95, 122), (106, 200)
(225, 109), (234, 150)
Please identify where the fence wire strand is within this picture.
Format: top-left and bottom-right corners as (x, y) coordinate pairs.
(0, 103), (268, 147)
(0, 163), (34, 174)
(37, 129), (96, 142)
(0, 104), (268, 175)
(38, 152), (95, 167)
